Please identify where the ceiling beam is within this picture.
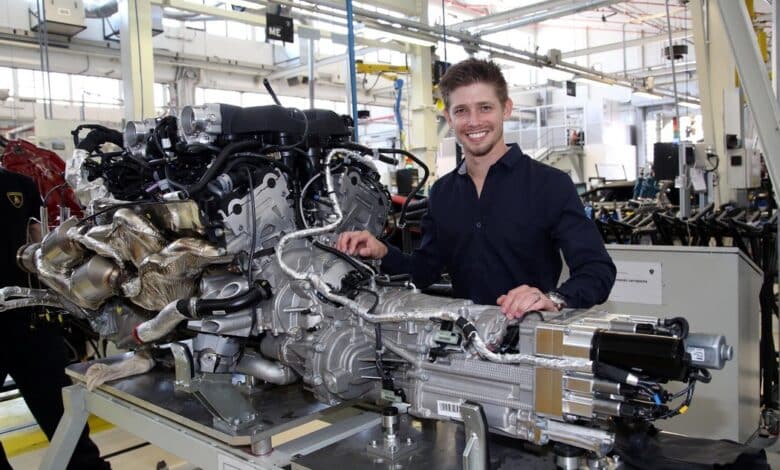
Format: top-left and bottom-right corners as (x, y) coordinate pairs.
(451, 0), (625, 35)
(562, 30), (691, 59)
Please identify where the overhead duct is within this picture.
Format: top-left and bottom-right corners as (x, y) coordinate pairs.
(84, 0), (118, 18)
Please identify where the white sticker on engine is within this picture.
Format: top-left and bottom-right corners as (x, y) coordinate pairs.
(437, 400), (462, 419)
(687, 347), (706, 363)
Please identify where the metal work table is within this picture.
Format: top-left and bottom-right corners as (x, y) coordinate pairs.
(37, 356), (560, 469)
(38, 356), (381, 470)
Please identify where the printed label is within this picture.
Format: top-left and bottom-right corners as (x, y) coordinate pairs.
(687, 347), (706, 363)
(608, 261), (663, 305)
(437, 400), (462, 419)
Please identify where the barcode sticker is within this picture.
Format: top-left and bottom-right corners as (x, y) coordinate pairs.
(437, 400), (462, 419)
(687, 347), (706, 363)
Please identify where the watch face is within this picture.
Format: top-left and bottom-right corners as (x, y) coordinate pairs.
(547, 292), (566, 309)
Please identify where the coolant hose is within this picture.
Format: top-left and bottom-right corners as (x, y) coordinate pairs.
(176, 282), (272, 317)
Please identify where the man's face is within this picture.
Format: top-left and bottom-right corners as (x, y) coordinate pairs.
(444, 82), (513, 159)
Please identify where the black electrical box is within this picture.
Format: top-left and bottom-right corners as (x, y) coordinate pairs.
(566, 80), (576, 97)
(397, 168), (419, 196)
(653, 142), (694, 181)
(433, 60), (451, 85)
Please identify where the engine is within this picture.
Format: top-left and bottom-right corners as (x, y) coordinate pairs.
(2, 103), (733, 458)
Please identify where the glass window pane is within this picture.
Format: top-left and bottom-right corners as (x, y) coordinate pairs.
(49, 72), (70, 101)
(205, 20), (227, 36)
(242, 92), (275, 106)
(203, 88), (241, 106)
(154, 83), (166, 109)
(0, 67), (13, 93)
(226, 21), (249, 40)
(16, 69), (43, 99)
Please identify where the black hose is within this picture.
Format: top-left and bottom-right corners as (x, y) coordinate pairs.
(339, 142), (399, 165)
(312, 240), (373, 277)
(263, 78), (282, 106)
(176, 282), (272, 317)
(377, 148), (430, 228)
(186, 140), (269, 195)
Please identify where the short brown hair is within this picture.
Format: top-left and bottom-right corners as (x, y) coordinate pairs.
(438, 58), (509, 110)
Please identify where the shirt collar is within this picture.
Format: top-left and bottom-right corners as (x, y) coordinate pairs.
(456, 143), (523, 176)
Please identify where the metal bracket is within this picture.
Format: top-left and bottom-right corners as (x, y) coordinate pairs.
(169, 342), (194, 391)
(461, 402), (489, 470)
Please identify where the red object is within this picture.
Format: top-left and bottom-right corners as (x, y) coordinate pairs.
(1, 139), (83, 228)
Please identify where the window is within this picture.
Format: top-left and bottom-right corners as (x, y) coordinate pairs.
(226, 21), (250, 40)
(49, 72), (71, 101)
(0, 67), (13, 94)
(205, 20), (227, 37)
(16, 69), (44, 99)
(242, 92), (275, 107)
(154, 83), (168, 110)
(72, 75), (122, 106)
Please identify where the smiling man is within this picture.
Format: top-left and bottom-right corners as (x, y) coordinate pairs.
(337, 58), (615, 318)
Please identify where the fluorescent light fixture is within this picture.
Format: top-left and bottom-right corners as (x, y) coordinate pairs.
(224, 0), (263, 10)
(541, 67), (574, 82)
(678, 101), (700, 109)
(361, 29), (436, 47)
(633, 91), (663, 100)
(573, 76), (605, 86)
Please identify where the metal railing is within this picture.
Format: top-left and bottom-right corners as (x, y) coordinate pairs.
(507, 103), (585, 156)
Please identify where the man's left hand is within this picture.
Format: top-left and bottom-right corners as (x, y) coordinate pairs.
(497, 285), (558, 319)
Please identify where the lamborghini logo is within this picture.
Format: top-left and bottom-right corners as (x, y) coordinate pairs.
(7, 192), (23, 208)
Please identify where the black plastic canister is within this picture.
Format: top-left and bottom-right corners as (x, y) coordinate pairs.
(590, 330), (689, 381)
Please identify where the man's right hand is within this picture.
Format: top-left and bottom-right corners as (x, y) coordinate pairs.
(336, 230), (388, 259)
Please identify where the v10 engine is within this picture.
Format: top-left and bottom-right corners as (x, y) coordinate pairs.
(2, 102), (733, 457)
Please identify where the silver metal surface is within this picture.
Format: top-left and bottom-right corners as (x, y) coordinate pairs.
(291, 414), (558, 470)
(461, 403), (488, 470)
(66, 357), (338, 446)
(595, 245), (761, 442)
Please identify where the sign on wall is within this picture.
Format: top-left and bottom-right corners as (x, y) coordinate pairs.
(266, 13), (294, 43)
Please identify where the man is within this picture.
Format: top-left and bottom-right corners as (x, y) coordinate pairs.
(337, 58), (615, 318)
(0, 168), (109, 469)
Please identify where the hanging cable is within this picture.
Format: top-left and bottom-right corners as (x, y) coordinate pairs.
(441, 0), (448, 64)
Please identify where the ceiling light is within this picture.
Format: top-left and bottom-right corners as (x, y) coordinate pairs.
(541, 67), (574, 82)
(633, 91), (663, 100)
(573, 75), (616, 87)
(678, 101), (700, 109)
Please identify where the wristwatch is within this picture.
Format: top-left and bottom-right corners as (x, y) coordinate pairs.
(546, 291), (568, 311)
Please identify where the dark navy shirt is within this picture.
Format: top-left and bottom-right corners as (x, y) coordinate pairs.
(381, 144), (616, 308)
